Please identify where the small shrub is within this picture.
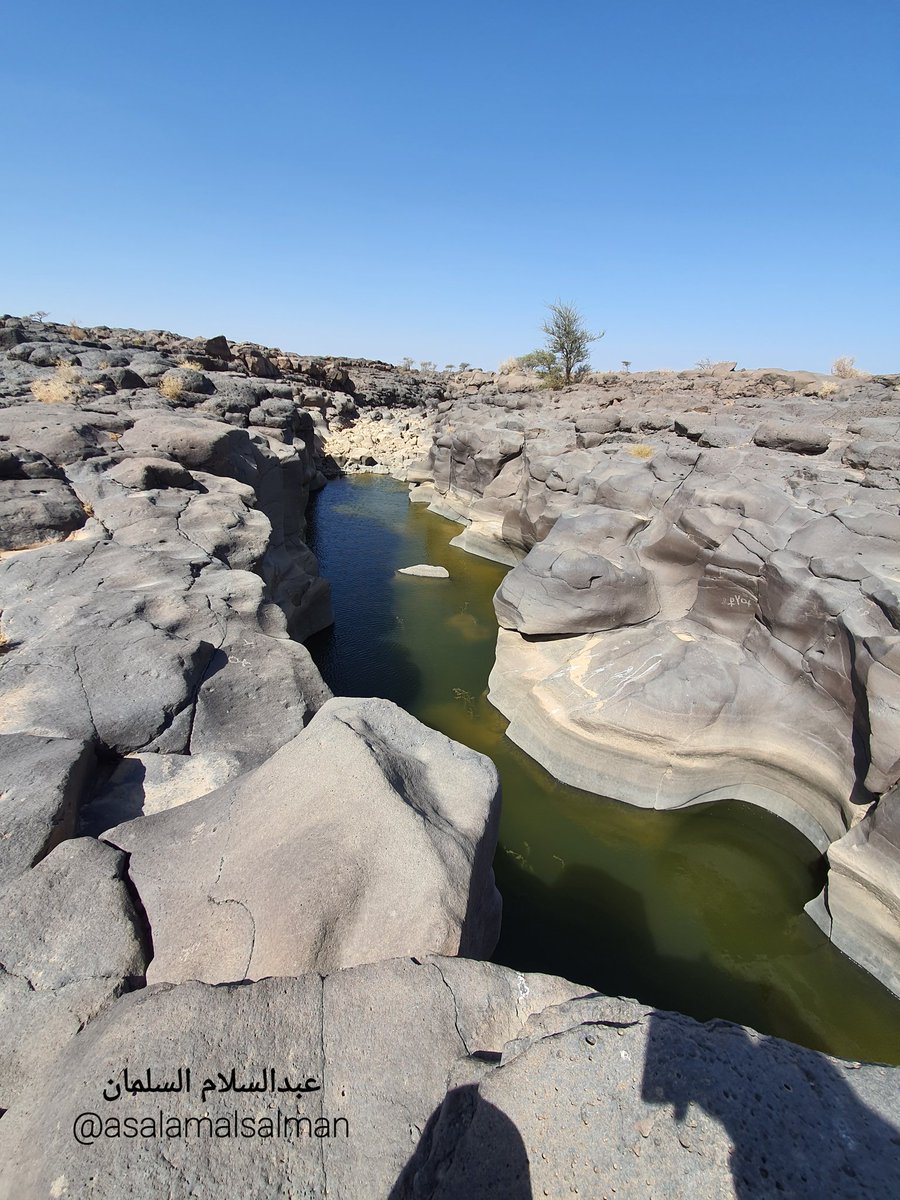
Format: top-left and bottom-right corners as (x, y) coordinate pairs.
(497, 357), (519, 375)
(516, 349), (556, 374)
(818, 379), (839, 397)
(159, 373), (185, 400)
(179, 358), (204, 370)
(628, 443), (654, 459)
(832, 356), (862, 378)
(30, 362), (83, 404)
(67, 320), (87, 342)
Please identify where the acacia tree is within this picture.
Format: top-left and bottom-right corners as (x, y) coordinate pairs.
(541, 301), (603, 383)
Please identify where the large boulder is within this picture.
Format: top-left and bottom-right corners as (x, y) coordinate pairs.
(494, 509), (659, 634)
(0, 838), (148, 1112)
(104, 697), (502, 983)
(0, 957), (896, 1199)
(753, 422), (831, 455)
(0, 478), (86, 549)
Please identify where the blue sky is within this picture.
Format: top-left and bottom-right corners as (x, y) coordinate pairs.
(3, 1), (898, 371)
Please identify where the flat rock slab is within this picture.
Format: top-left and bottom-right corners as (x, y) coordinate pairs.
(104, 696), (502, 983)
(397, 563), (450, 577)
(0, 957), (896, 1199)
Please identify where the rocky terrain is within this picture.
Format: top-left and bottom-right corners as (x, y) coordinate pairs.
(0, 313), (897, 1196)
(404, 361), (900, 1003)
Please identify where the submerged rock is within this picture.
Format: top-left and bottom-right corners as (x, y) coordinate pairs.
(397, 563), (450, 577)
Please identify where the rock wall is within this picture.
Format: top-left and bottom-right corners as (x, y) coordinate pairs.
(412, 368), (900, 997)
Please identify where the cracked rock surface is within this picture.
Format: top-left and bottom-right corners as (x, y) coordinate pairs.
(0, 837), (148, 1113)
(103, 696), (502, 983)
(0, 956), (897, 1199)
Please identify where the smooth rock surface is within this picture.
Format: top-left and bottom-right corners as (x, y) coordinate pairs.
(406, 371), (900, 992)
(104, 696), (502, 984)
(397, 563), (450, 577)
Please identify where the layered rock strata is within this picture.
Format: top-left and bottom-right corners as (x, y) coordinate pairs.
(410, 367), (900, 995)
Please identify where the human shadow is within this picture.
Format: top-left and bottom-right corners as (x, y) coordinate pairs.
(388, 1085), (532, 1199)
(641, 1010), (900, 1197)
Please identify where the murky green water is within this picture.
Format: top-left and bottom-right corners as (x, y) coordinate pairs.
(306, 474), (900, 1064)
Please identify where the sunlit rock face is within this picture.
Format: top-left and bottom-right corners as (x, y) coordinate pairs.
(415, 371), (900, 994)
(104, 696), (502, 985)
(2, 957), (898, 1200)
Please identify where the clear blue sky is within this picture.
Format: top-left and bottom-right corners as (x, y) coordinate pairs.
(3, 1), (898, 372)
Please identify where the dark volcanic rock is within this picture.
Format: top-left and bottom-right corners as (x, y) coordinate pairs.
(0, 838), (147, 1113)
(0, 477), (86, 549)
(104, 696), (502, 984)
(753, 421), (831, 454)
(0, 733), (94, 889)
(0, 957), (896, 1199)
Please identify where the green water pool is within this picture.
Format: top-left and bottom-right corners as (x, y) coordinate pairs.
(306, 473), (900, 1065)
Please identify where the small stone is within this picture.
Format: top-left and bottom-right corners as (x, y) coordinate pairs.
(397, 563), (450, 578)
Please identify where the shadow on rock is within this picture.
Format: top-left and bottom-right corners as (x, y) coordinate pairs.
(388, 1084), (531, 1200)
(641, 1010), (900, 1198)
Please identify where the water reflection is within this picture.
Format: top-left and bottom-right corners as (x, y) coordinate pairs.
(306, 474), (900, 1064)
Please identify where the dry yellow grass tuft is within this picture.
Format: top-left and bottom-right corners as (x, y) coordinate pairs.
(67, 320), (87, 342)
(30, 362), (83, 404)
(158, 374), (185, 400)
(628, 443), (654, 459)
(178, 358), (204, 370)
(819, 379), (839, 397)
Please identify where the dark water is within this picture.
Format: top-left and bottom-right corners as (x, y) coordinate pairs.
(306, 474), (900, 1064)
